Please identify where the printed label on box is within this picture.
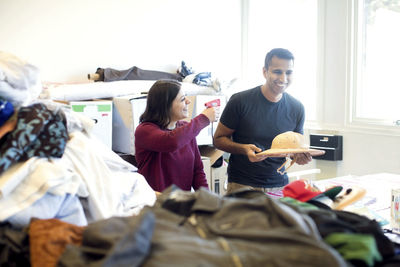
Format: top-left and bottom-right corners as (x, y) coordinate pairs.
(70, 101), (113, 148)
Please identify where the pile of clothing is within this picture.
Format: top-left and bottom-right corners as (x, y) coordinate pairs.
(2, 186), (399, 266)
(0, 51), (156, 229)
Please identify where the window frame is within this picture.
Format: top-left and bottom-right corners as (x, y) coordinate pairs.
(346, 0), (400, 135)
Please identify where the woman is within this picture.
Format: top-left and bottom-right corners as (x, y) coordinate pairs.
(134, 79), (216, 192)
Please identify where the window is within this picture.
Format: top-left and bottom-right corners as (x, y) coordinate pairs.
(351, 0), (400, 127)
(244, 0), (319, 121)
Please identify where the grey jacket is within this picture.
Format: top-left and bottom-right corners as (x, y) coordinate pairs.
(59, 187), (347, 267)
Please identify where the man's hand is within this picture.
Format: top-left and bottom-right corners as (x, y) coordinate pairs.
(245, 144), (269, 162)
(294, 153), (312, 165)
(213, 123), (268, 163)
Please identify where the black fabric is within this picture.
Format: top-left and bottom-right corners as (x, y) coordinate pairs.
(95, 66), (183, 82)
(305, 208), (395, 260)
(307, 198), (333, 209)
(211, 156), (223, 168)
(378, 254), (400, 267)
(94, 68), (105, 82)
(282, 198), (400, 266)
(0, 222), (30, 267)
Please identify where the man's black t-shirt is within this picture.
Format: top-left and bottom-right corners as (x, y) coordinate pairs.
(219, 86), (305, 188)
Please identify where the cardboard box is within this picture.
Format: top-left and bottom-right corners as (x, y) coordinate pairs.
(69, 100), (113, 148)
(201, 156), (228, 195)
(201, 156), (212, 191)
(200, 145), (226, 194)
(112, 94), (147, 154)
(211, 162), (228, 195)
(199, 145), (225, 166)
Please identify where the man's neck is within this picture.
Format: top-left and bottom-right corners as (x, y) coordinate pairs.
(261, 84), (282, 102)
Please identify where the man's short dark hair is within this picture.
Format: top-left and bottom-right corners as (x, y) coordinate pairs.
(264, 48), (294, 70)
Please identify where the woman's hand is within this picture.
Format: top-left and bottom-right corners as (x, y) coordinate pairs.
(201, 107), (217, 122)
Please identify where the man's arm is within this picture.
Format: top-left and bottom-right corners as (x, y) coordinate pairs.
(213, 122), (268, 162)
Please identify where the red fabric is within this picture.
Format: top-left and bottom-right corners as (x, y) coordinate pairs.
(135, 114), (210, 192)
(282, 180), (323, 202)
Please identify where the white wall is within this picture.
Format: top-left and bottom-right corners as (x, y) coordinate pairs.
(1, 0), (399, 179)
(0, 0), (241, 82)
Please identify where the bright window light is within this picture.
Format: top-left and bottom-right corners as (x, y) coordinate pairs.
(354, 0), (400, 125)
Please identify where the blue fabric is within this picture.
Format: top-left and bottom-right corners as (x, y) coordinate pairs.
(0, 103), (68, 175)
(179, 61), (212, 86)
(0, 99), (14, 127)
(193, 72), (212, 86)
(179, 61), (194, 77)
(6, 193), (87, 228)
(220, 86), (305, 188)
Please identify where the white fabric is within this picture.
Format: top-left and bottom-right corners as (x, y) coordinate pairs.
(61, 131), (154, 220)
(39, 80), (218, 101)
(0, 51), (42, 106)
(0, 131), (156, 224)
(0, 158), (39, 199)
(0, 157), (82, 221)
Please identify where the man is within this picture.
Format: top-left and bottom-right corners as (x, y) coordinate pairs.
(213, 48), (312, 194)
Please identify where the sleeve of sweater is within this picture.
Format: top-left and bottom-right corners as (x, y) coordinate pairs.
(192, 138), (209, 190)
(135, 114), (210, 153)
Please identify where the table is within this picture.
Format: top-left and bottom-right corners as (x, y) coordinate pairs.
(314, 173), (400, 230)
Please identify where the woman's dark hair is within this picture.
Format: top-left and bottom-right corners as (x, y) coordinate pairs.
(139, 79), (182, 129)
(264, 48), (294, 70)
